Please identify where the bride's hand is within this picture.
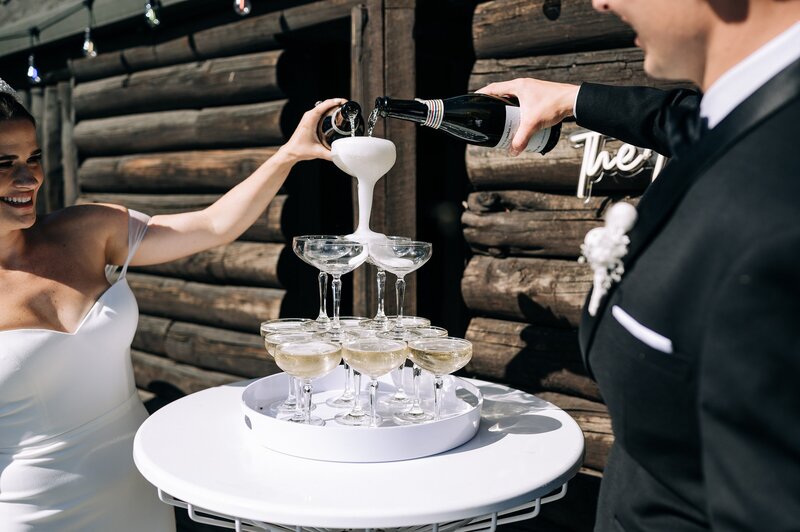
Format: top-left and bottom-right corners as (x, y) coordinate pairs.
(278, 98), (348, 163)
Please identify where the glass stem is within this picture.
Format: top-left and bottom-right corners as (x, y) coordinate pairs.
(395, 275), (406, 333)
(407, 364), (424, 415)
(342, 363), (354, 399)
(316, 271), (329, 322)
(433, 375), (444, 420)
(286, 375), (297, 406)
(302, 379), (313, 424)
(331, 274), (342, 333)
(374, 268), (387, 321)
(351, 371), (365, 415)
(369, 378), (379, 427)
(391, 364), (407, 400)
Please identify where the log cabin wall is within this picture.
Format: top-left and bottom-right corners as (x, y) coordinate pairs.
(64, 1), (360, 408)
(461, 1), (688, 530)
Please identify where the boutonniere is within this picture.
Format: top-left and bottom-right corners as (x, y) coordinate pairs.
(579, 202), (638, 316)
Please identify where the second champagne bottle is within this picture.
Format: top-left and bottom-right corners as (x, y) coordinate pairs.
(374, 94), (561, 154)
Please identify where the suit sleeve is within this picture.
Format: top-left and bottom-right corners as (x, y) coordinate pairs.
(698, 229), (800, 530)
(575, 83), (700, 157)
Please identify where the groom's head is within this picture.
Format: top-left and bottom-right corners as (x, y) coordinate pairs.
(591, 0), (800, 90)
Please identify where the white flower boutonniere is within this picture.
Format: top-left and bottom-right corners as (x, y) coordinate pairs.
(579, 202), (638, 316)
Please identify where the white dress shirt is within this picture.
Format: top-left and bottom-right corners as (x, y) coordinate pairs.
(701, 22), (800, 129)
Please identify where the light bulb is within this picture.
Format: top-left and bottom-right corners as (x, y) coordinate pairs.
(144, 2), (161, 28)
(82, 28), (98, 58)
(233, 0), (251, 16)
(27, 54), (41, 85)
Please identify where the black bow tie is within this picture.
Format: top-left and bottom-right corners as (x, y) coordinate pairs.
(665, 100), (708, 159)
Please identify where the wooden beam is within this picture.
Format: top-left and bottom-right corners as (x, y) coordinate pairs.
(76, 193), (286, 242)
(134, 315), (279, 378)
(127, 272), (285, 333)
(350, 0), (417, 317)
(134, 242), (285, 288)
(69, 0), (363, 82)
(473, 0), (634, 59)
(42, 85), (63, 211)
(468, 47), (690, 91)
(463, 191), (640, 258)
(74, 51), (284, 120)
(461, 255), (591, 326)
(58, 80), (79, 206)
(132, 349), (241, 396)
(78, 148), (278, 193)
(464, 317), (600, 402)
(73, 100), (286, 156)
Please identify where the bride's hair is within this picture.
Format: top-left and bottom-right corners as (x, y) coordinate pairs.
(0, 92), (36, 125)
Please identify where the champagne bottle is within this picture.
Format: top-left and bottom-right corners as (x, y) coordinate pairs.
(374, 94), (561, 154)
(317, 100), (365, 149)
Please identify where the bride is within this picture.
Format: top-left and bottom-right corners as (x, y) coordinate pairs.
(0, 80), (344, 531)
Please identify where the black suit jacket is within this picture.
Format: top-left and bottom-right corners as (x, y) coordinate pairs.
(573, 59), (800, 531)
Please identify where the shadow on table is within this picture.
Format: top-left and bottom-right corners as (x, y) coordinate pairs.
(444, 383), (563, 455)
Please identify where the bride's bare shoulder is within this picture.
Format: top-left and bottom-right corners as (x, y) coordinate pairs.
(37, 203), (128, 241)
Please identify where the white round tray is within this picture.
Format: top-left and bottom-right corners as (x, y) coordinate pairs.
(240, 366), (483, 463)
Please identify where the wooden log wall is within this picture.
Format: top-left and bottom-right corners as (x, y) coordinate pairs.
(461, 2), (689, 530)
(66, 0), (355, 405)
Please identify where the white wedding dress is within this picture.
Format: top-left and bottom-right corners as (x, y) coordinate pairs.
(0, 210), (175, 531)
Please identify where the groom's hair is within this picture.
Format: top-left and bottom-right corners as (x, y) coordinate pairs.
(0, 93), (35, 126)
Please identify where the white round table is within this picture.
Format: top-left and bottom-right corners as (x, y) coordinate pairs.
(133, 377), (584, 532)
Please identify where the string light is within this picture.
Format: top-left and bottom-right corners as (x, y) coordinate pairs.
(82, 0), (97, 58)
(144, 1), (161, 28)
(82, 28), (97, 58)
(27, 28), (41, 85)
(27, 54), (41, 85)
(233, 0), (252, 16)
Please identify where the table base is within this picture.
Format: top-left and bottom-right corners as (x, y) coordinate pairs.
(157, 484), (568, 532)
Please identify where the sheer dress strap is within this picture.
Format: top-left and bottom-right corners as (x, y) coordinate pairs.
(119, 209), (151, 279)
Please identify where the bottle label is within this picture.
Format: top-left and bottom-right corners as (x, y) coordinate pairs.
(417, 98), (444, 129)
(495, 106), (551, 153)
(330, 107), (349, 136)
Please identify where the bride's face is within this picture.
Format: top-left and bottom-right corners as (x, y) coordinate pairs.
(0, 118), (42, 232)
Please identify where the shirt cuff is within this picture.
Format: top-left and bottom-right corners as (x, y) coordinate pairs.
(573, 84), (582, 120)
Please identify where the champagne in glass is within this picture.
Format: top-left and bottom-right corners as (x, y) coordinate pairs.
(260, 318), (312, 415)
(407, 337), (473, 421)
(335, 328), (379, 426)
(274, 340), (342, 426)
(341, 338), (407, 427)
(302, 238), (369, 408)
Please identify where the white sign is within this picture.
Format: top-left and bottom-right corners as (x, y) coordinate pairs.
(570, 130), (667, 200)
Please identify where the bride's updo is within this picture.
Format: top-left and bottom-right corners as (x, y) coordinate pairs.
(0, 87), (35, 125)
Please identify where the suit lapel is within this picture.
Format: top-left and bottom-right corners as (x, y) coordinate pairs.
(580, 58), (800, 368)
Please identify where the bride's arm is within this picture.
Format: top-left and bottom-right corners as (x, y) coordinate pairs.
(105, 98), (345, 267)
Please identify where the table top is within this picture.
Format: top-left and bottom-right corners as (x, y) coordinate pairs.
(133, 377), (584, 529)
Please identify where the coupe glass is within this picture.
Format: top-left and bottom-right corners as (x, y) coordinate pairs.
(335, 328), (380, 426)
(406, 337), (473, 421)
(274, 340), (342, 426)
(341, 337), (407, 427)
(407, 325), (448, 338)
(301, 238), (368, 340)
(369, 241), (432, 339)
(292, 235), (343, 332)
(263, 331), (314, 419)
(302, 238), (369, 408)
(363, 236), (413, 331)
(260, 318), (312, 414)
(383, 325), (448, 410)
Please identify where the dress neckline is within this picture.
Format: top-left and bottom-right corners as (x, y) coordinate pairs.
(0, 279), (129, 336)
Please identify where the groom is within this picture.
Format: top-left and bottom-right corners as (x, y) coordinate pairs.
(478, 1), (800, 530)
